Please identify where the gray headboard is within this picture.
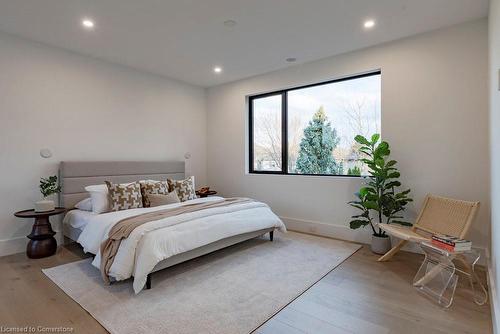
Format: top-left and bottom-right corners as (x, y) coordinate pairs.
(59, 161), (185, 208)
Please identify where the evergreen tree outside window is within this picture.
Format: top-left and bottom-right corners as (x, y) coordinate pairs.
(295, 107), (341, 174)
(249, 71), (381, 176)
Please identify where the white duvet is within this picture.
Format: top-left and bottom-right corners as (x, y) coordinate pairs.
(77, 196), (286, 293)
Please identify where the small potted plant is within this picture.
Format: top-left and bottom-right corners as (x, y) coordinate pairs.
(348, 134), (413, 254)
(35, 175), (61, 212)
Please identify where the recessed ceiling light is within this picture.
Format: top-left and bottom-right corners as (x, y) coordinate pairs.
(82, 18), (95, 29)
(213, 66), (222, 73)
(223, 20), (237, 27)
(364, 19), (375, 29)
(286, 57), (297, 63)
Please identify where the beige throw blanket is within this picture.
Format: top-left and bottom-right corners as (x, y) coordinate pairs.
(100, 198), (254, 283)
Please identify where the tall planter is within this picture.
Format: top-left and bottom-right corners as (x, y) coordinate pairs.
(371, 235), (391, 254)
(348, 134), (413, 255)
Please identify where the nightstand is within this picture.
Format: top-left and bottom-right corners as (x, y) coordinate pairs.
(14, 207), (66, 258)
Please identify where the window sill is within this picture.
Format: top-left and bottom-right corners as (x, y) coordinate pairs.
(247, 171), (367, 179)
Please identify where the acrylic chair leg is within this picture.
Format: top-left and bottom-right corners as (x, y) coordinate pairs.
(377, 240), (408, 262)
(413, 261), (447, 287)
(455, 255), (488, 305)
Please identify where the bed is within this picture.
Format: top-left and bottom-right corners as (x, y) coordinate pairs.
(59, 161), (286, 293)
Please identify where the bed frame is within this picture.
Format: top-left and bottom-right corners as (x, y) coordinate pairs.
(59, 161), (274, 289)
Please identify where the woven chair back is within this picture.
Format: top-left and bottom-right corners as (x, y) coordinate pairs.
(415, 195), (479, 238)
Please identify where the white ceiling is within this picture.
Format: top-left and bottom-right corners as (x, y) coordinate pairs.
(0, 0), (489, 87)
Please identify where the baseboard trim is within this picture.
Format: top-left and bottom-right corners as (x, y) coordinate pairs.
(281, 216), (487, 264)
(0, 231), (64, 257)
(282, 216), (421, 251)
(281, 216), (372, 244)
(486, 249), (498, 334)
(0, 235), (28, 256)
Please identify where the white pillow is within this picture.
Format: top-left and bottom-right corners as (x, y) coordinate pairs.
(74, 198), (93, 211)
(85, 184), (107, 192)
(84, 184), (110, 214)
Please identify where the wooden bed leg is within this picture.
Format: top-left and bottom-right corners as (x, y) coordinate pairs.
(146, 273), (152, 290)
(269, 231), (274, 242)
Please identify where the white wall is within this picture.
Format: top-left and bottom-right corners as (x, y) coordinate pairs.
(0, 32), (207, 255)
(207, 20), (490, 248)
(489, 0), (500, 331)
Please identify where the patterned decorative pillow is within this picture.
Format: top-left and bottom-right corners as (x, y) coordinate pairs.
(105, 181), (143, 211)
(167, 176), (196, 202)
(140, 180), (170, 207)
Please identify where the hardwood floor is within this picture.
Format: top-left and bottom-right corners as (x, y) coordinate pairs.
(256, 245), (492, 334)
(0, 238), (492, 334)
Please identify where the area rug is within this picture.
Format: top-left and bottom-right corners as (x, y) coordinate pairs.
(43, 231), (360, 334)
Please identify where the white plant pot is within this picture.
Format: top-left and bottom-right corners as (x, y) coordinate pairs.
(371, 234), (391, 255)
(35, 199), (55, 212)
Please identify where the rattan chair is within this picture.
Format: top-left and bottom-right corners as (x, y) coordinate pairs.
(377, 194), (480, 262)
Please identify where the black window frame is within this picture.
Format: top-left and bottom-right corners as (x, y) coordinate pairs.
(248, 70), (381, 177)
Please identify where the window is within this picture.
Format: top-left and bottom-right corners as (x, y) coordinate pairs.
(250, 94), (283, 172)
(249, 71), (381, 176)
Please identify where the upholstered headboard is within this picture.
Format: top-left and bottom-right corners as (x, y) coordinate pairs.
(59, 161), (185, 208)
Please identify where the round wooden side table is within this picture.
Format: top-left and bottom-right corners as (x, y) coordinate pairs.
(14, 207), (66, 259)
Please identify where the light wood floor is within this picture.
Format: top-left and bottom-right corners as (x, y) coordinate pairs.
(0, 238), (492, 334)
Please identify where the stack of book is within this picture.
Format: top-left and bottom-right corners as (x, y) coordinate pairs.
(431, 234), (472, 252)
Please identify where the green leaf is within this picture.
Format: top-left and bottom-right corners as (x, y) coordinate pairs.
(359, 187), (374, 197)
(363, 201), (379, 210)
(371, 133), (380, 144)
(374, 143), (391, 158)
(349, 204), (365, 211)
(349, 219), (370, 229)
(386, 160), (397, 167)
(387, 172), (401, 179)
(359, 147), (371, 154)
(395, 190), (411, 199)
(354, 135), (371, 146)
(385, 181), (401, 189)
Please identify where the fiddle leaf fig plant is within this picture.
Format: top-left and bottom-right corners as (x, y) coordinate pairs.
(40, 175), (61, 199)
(348, 134), (412, 237)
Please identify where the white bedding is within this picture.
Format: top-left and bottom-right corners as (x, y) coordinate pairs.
(63, 209), (97, 229)
(76, 196), (286, 293)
